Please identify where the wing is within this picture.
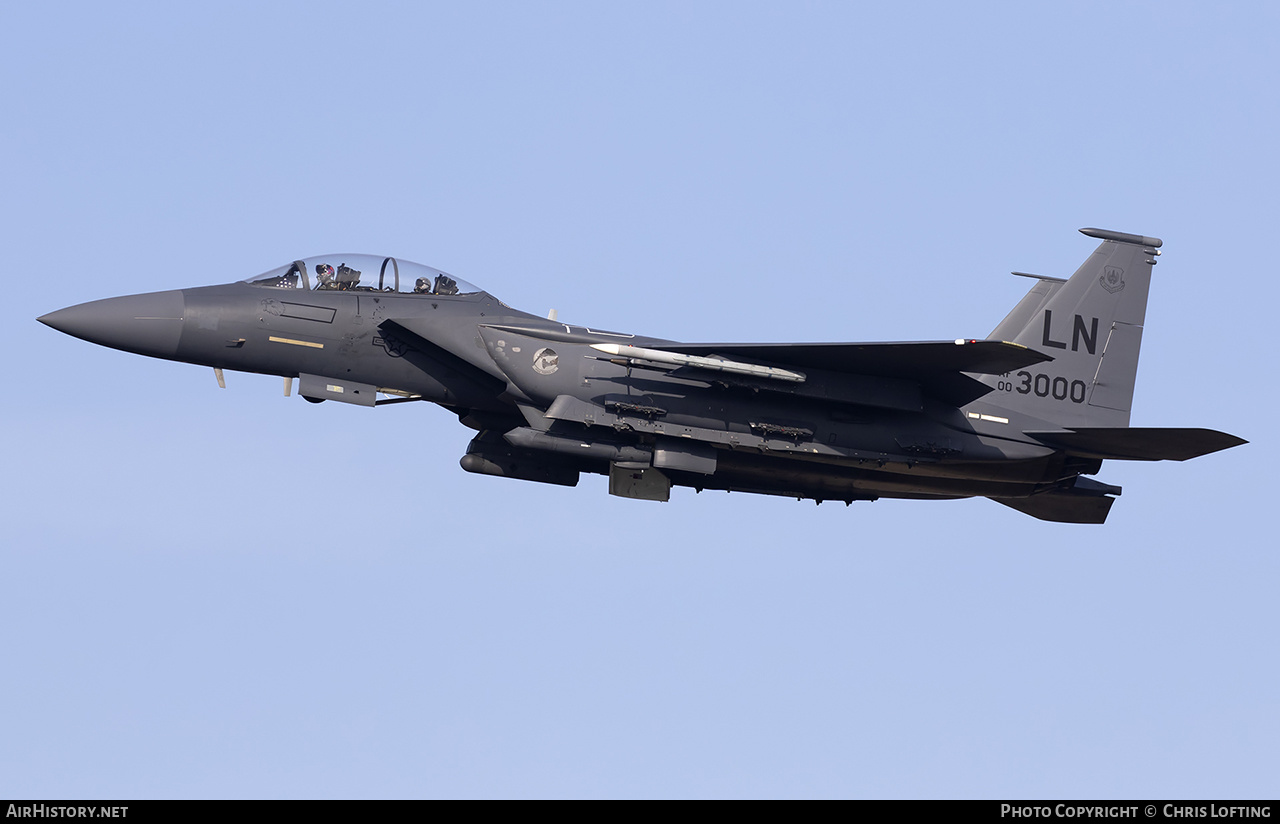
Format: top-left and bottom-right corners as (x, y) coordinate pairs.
(474, 320), (1052, 407)
(652, 340), (1052, 406)
(654, 340), (1049, 377)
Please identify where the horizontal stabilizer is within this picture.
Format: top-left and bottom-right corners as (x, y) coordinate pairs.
(991, 493), (1115, 524)
(1026, 427), (1247, 461)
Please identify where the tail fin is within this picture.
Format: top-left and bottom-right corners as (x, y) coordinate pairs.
(985, 228), (1162, 428)
(988, 273), (1065, 342)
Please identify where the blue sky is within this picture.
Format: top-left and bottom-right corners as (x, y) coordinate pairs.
(2, 1), (1275, 799)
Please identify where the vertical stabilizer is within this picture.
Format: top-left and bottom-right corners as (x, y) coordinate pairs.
(983, 228), (1162, 428)
(988, 273), (1065, 341)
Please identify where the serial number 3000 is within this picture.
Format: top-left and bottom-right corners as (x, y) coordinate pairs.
(995, 372), (1088, 403)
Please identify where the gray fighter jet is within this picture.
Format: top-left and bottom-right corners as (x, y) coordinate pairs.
(39, 228), (1244, 523)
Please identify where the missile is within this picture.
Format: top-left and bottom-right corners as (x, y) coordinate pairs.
(590, 343), (806, 383)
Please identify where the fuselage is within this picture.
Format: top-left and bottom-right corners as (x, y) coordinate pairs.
(40, 272), (1071, 506)
(42, 233), (1242, 523)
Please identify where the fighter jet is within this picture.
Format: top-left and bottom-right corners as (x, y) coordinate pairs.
(38, 228), (1244, 523)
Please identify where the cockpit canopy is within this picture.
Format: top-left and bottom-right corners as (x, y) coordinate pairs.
(243, 254), (482, 296)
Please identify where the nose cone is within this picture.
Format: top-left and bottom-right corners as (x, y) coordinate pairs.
(39, 290), (186, 359)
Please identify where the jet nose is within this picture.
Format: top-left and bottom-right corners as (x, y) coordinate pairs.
(39, 290), (186, 359)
